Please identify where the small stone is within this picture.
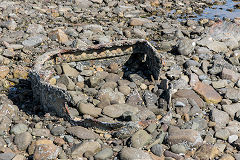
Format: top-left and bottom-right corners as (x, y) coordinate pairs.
(195, 144), (219, 160)
(120, 147), (152, 160)
(49, 77), (56, 85)
(34, 139), (60, 160)
(94, 148), (113, 160)
(221, 68), (240, 82)
(22, 35), (45, 47)
(211, 108), (229, 127)
(168, 129), (203, 146)
(62, 63), (79, 78)
(172, 89), (204, 108)
(109, 62), (119, 73)
(140, 83), (147, 90)
(78, 103), (102, 117)
(81, 70), (93, 76)
(212, 80), (227, 89)
(14, 132), (32, 151)
(10, 123), (28, 135)
(71, 141), (101, 157)
(228, 135), (238, 143)
(129, 18), (151, 26)
(193, 81), (222, 104)
(118, 85), (131, 96)
(220, 154), (235, 160)
(223, 103), (240, 118)
(131, 130), (152, 148)
(67, 126), (99, 140)
(0, 66), (9, 79)
(57, 75), (75, 90)
(51, 126), (66, 136)
(13, 66), (29, 79)
(32, 128), (51, 137)
(27, 23), (45, 34)
(171, 144), (186, 154)
(56, 29), (69, 44)
(103, 104), (139, 118)
(215, 129), (230, 140)
(151, 144), (163, 157)
(12, 154), (25, 160)
(178, 38), (196, 56)
(0, 153), (16, 160)
(225, 88), (240, 101)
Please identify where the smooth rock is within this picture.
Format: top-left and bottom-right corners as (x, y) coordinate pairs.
(10, 123), (28, 135)
(22, 34), (45, 47)
(120, 147), (153, 160)
(103, 104), (139, 118)
(223, 103), (240, 118)
(171, 144), (186, 154)
(0, 66), (9, 79)
(50, 126), (66, 136)
(131, 130), (152, 148)
(32, 128), (51, 137)
(151, 144), (163, 157)
(215, 129), (230, 140)
(71, 141), (101, 157)
(34, 139), (60, 160)
(62, 63), (79, 78)
(193, 81), (222, 104)
(221, 68), (240, 82)
(94, 148), (113, 160)
(211, 108), (229, 127)
(14, 132), (32, 151)
(168, 129), (203, 146)
(78, 103), (102, 117)
(178, 38), (196, 56)
(67, 126), (99, 139)
(195, 144), (219, 160)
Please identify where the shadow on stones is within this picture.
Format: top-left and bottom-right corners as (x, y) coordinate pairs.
(7, 78), (42, 116)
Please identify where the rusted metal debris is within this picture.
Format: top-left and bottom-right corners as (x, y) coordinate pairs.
(30, 39), (164, 135)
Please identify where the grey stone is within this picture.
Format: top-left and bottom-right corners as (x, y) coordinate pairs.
(223, 103), (240, 118)
(51, 126), (66, 136)
(22, 34), (45, 47)
(98, 88), (125, 104)
(144, 90), (158, 106)
(228, 135), (238, 143)
(131, 130), (152, 148)
(151, 144), (163, 157)
(225, 88), (240, 101)
(32, 128), (51, 137)
(27, 23), (45, 34)
(118, 85), (131, 96)
(10, 123), (28, 135)
(14, 132), (32, 151)
(0, 153), (16, 160)
(62, 63), (79, 78)
(94, 148), (113, 160)
(67, 126), (99, 140)
(211, 108), (229, 127)
(81, 70), (93, 76)
(103, 104), (139, 118)
(78, 103), (102, 117)
(57, 75), (75, 90)
(171, 144), (187, 154)
(215, 129), (230, 140)
(71, 141), (101, 156)
(120, 147), (152, 160)
(178, 38), (196, 56)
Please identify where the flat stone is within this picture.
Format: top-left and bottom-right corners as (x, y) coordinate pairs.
(178, 38), (196, 56)
(71, 141), (101, 157)
(118, 85), (131, 96)
(34, 139), (60, 160)
(221, 68), (240, 82)
(151, 144), (163, 157)
(94, 148), (113, 160)
(215, 129), (230, 140)
(225, 88), (240, 101)
(67, 126), (99, 140)
(212, 80), (227, 89)
(129, 18), (152, 26)
(193, 81), (222, 104)
(171, 144), (187, 154)
(98, 88), (125, 104)
(14, 132), (32, 151)
(78, 103), (102, 117)
(57, 29), (69, 44)
(220, 154), (235, 160)
(82, 24), (103, 32)
(120, 147), (152, 160)
(32, 128), (51, 137)
(195, 144), (219, 160)
(27, 23), (45, 34)
(12, 154), (26, 160)
(0, 66), (9, 79)
(0, 153), (16, 160)
(103, 104), (139, 118)
(62, 63), (79, 78)
(168, 129), (203, 146)
(211, 108), (229, 127)
(223, 103), (240, 118)
(10, 123), (28, 135)
(57, 75), (75, 90)
(228, 135), (238, 143)
(131, 130), (152, 148)
(22, 34), (45, 47)
(172, 89), (204, 108)
(50, 126), (66, 136)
